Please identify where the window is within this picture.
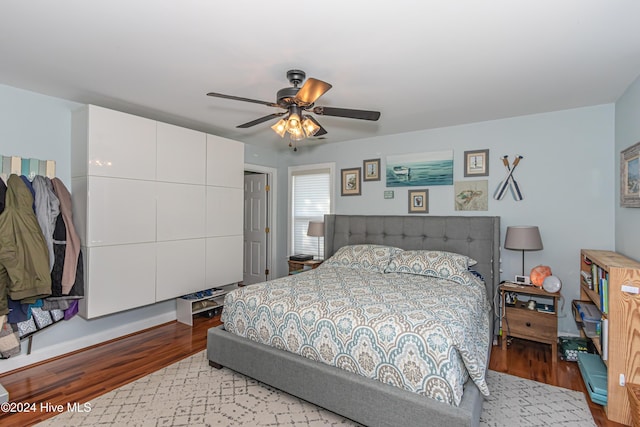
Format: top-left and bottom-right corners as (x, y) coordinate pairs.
(288, 163), (334, 258)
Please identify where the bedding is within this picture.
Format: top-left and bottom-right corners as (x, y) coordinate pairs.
(384, 249), (478, 284)
(221, 259), (491, 406)
(322, 243), (403, 273)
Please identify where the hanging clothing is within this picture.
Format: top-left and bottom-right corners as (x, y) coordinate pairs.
(0, 315), (21, 358)
(51, 178), (81, 295)
(49, 213), (84, 298)
(19, 175), (36, 212)
(0, 177), (6, 215)
(32, 175), (60, 270)
(0, 175), (51, 315)
(49, 178), (83, 298)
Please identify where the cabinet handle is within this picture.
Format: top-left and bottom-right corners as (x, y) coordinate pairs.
(526, 322), (531, 327)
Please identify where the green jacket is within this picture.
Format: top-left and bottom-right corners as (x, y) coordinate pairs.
(0, 174), (51, 315)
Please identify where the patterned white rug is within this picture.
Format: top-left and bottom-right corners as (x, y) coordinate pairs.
(37, 350), (595, 427)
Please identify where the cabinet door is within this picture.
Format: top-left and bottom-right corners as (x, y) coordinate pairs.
(156, 182), (206, 241)
(80, 244), (156, 319)
(157, 122), (206, 185)
(86, 105), (157, 180)
(206, 186), (243, 237)
(156, 239), (206, 301)
(206, 236), (243, 287)
(86, 177), (156, 246)
(206, 134), (244, 188)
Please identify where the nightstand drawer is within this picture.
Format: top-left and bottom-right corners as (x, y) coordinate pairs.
(505, 307), (556, 342)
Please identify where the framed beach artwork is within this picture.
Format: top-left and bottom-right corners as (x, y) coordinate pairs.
(363, 158), (381, 181)
(621, 141), (640, 207)
(454, 180), (488, 211)
(386, 150), (453, 187)
(408, 189), (429, 213)
(463, 149), (489, 177)
(341, 167), (361, 196)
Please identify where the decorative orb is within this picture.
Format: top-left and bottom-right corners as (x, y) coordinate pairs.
(542, 275), (562, 293)
(530, 265), (552, 287)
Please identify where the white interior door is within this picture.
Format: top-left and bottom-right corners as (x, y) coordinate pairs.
(243, 173), (269, 285)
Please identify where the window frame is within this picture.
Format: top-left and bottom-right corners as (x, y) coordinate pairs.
(287, 162), (335, 258)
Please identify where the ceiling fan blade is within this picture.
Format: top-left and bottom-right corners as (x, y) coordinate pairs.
(314, 126), (328, 137)
(313, 106), (380, 121)
(207, 92), (280, 108)
(237, 112), (286, 128)
(294, 78), (332, 106)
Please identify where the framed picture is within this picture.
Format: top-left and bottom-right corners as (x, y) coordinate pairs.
(363, 158), (381, 181)
(408, 189), (429, 213)
(454, 180), (488, 211)
(386, 150), (453, 187)
(464, 149), (489, 177)
(341, 167), (361, 196)
(621, 141), (640, 207)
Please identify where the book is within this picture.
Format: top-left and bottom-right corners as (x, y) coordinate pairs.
(536, 303), (555, 314)
(580, 270), (592, 288)
(602, 318), (608, 361)
(289, 254), (313, 261)
(601, 275), (608, 314)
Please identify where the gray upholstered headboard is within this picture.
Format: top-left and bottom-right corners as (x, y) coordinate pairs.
(324, 214), (500, 302)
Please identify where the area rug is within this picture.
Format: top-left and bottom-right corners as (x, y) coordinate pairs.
(37, 350), (596, 427)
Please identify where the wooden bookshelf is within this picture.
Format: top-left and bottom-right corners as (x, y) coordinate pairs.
(579, 249), (640, 425)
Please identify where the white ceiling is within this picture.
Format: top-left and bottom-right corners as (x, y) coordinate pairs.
(2, 1), (640, 152)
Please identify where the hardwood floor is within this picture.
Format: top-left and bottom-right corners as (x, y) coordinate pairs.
(0, 318), (624, 427)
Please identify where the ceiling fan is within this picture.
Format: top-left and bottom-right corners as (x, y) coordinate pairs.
(207, 69), (381, 151)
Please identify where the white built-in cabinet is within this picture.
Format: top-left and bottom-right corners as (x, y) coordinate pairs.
(71, 105), (244, 318)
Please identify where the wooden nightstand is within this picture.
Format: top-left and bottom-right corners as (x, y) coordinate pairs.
(500, 283), (560, 365)
(288, 259), (323, 275)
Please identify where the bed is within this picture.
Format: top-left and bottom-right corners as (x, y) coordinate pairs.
(207, 214), (500, 427)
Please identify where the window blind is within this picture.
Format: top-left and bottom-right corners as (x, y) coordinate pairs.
(291, 170), (330, 257)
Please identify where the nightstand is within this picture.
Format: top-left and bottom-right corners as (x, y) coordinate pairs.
(288, 259), (323, 275)
(500, 283), (560, 365)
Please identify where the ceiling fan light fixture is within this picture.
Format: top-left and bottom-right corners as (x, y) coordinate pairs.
(302, 115), (320, 137)
(271, 118), (287, 137)
(289, 129), (305, 141)
(285, 113), (304, 140)
(286, 113), (301, 132)
(207, 68), (381, 149)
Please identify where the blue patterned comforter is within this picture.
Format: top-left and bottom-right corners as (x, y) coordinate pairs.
(221, 265), (491, 405)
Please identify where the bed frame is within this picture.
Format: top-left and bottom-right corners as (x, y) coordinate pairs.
(208, 215), (500, 427)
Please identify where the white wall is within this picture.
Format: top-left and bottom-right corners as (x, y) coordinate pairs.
(0, 85), (176, 372)
(278, 104), (616, 336)
(615, 74), (640, 260)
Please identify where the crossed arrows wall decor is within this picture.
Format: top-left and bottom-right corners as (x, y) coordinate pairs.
(494, 155), (524, 201)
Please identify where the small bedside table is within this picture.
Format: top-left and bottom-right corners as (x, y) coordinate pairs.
(288, 259), (323, 275)
(500, 283), (561, 365)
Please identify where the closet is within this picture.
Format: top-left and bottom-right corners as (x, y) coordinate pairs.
(71, 105), (243, 318)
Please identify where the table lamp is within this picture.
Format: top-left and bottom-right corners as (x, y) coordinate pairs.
(307, 221), (324, 260)
(504, 226), (543, 276)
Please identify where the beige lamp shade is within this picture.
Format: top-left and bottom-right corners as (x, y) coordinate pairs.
(307, 221), (324, 259)
(307, 221), (324, 237)
(504, 226), (543, 276)
(504, 226), (543, 250)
